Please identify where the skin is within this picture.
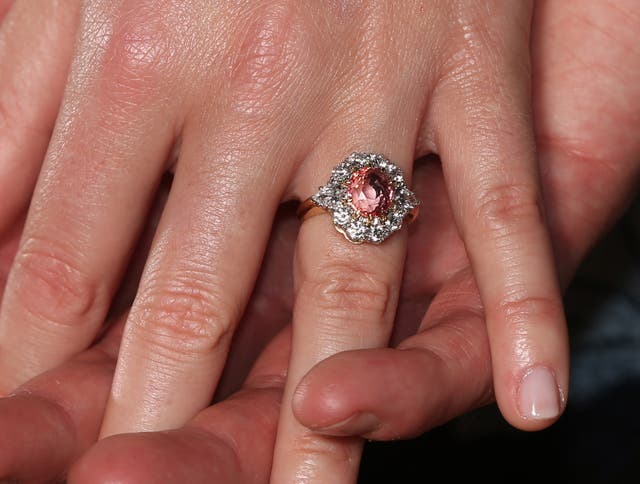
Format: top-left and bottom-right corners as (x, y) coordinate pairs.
(0, 185), (293, 483)
(1, 150), (638, 482)
(294, 0), (640, 450)
(0, 0), (562, 424)
(0, 0), (639, 482)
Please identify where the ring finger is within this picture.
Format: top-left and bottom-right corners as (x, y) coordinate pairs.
(271, 105), (424, 481)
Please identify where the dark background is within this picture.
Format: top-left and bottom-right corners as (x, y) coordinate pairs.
(359, 199), (640, 483)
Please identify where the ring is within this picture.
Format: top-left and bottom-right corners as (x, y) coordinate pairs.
(297, 152), (419, 244)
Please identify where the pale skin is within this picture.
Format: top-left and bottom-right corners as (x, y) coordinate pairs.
(0, 0), (639, 483)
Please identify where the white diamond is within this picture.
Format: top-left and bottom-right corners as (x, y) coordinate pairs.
(334, 208), (350, 225)
(346, 222), (366, 241)
(332, 167), (349, 181)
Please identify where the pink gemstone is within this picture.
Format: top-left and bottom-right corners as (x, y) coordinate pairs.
(348, 167), (394, 216)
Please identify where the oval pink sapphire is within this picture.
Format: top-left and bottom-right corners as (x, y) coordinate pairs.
(348, 167), (394, 216)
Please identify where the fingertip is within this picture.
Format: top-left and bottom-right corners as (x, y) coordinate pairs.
(518, 366), (563, 418)
(292, 349), (411, 436)
(292, 364), (352, 431)
(499, 365), (567, 432)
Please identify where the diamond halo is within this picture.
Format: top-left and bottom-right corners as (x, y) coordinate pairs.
(310, 152), (419, 244)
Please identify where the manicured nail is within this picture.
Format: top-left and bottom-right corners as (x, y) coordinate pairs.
(518, 366), (562, 420)
(313, 412), (381, 436)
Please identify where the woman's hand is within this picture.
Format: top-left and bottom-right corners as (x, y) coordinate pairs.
(0, 0), (600, 481)
(79, 3), (640, 482)
(0, 1), (638, 478)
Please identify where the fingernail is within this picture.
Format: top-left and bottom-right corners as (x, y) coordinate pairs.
(518, 366), (562, 420)
(314, 412), (381, 436)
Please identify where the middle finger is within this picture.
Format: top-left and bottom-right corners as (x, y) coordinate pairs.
(100, 1), (328, 435)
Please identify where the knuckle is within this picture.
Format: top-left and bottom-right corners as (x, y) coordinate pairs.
(87, 0), (173, 94)
(473, 182), (544, 237)
(132, 275), (233, 356)
(291, 433), (356, 469)
(496, 293), (562, 329)
(228, 1), (308, 114)
(440, 3), (529, 86)
(344, 5), (402, 97)
(13, 237), (98, 327)
(299, 261), (392, 327)
(437, 14), (531, 124)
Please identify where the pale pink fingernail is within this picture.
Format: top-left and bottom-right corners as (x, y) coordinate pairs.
(518, 367), (562, 420)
